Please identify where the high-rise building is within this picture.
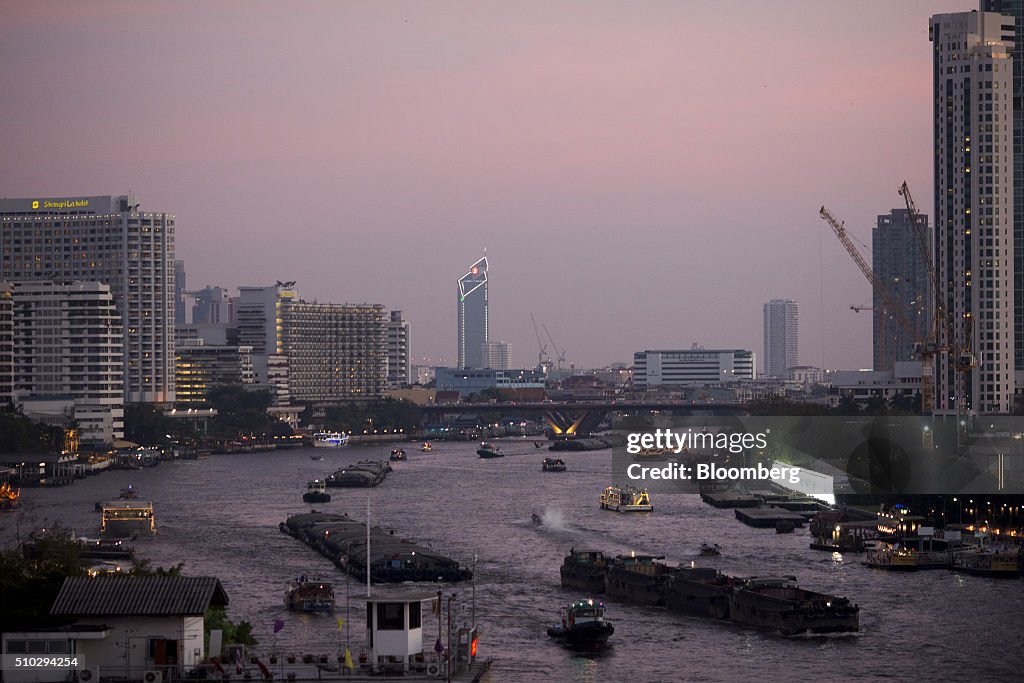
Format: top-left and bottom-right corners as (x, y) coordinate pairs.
(174, 260), (187, 325)
(387, 310), (410, 388)
(872, 209), (932, 371)
(930, 12), (1016, 414)
(190, 286), (234, 324)
(457, 255), (488, 369)
(0, 285), (12, 408)
(762, 299), (798, 378)
(237, 284), (387, 402)
(175, 340), (255, 405)
(9, 281), (124, 445)
(0, 194), (176, 403)
(481, 340), (511, 370)
(980, 1), (1024, 391)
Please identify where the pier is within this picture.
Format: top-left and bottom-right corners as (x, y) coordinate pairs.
(734, 507), (807, 529)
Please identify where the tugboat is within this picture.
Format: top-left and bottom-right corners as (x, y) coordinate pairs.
(477, 442), (504, 458)
(389, 448), (407, 462)
(600, 485), (653, 512)
(302, 479), (331, 504)
(546, 598), (614, 650)
(284, 577), (335, 612)
(560, 549), (608, 594)
(542, 458), (566, 472)
(420, 442), (433, 453)
(700, 543), (722, 557)
(728, 576), (859, 634)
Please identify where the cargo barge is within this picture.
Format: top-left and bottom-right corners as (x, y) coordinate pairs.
(280, 511), (472, 583)
(325, 461), (391, 488)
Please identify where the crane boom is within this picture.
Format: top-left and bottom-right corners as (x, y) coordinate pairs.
(530, 313), (548, 369)
(819, 206), (917, 339)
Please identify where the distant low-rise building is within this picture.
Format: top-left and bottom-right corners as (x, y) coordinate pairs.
(434, 367), (545, 399)
(634, 348), (755, 388)
(831, 361), (922, 405)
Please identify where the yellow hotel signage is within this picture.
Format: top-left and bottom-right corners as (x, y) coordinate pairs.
(33, 199), (90, 210)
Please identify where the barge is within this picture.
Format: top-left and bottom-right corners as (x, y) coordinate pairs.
(666, 566), (732, 619)
(560, 550), (608, 594)
(325, 461), (391, 488)
(604, 554), (671, 606)
(727, 576), (859, 635)
(280, 511), (472, 583)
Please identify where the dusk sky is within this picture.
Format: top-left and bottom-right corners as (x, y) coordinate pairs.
(0, 0), (970, 370)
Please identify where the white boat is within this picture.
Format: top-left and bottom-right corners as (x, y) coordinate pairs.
(313, 432), (349, 448)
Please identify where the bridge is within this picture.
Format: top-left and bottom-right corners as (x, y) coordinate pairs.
(421, 401), (747, 438)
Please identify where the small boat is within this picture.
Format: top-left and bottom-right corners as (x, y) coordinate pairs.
(284, 577), (335, 612)
(420, 442), (433, 453)
(700, 543), (722, 557)
(534, 441), (544, 448)
(547, 598), (614, 650)
(531, 512), (542, 527)
(390, 448), (407, 462)
(477, 442), (504, 458)
(309, 453), (324, 461)
(600, 485), (652, 512)
(542, 457), (566, 472)
(313, 432), (349, 448)
(302, 479), (331, 504)
(119, 485), (138, 500)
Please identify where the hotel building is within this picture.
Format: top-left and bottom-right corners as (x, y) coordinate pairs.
(634, 348), (755, 388)
(0, 194), (175, 403)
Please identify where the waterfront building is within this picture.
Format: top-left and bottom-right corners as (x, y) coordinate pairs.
(872, 209), (932, 371)
(175, 340), (255, 405)
(9, 281), (123, 446)
(457, 255), (488, 369)
(0, 286), (11, 408)
(434, 367), (545, 399)
(763, 299), (798, 377)
(236, 283), (387, 402)
(633, 348), (755, 388)
(0, 194), (176, 403)
(388, 310), (411, 387)
(831, 362), (923, 407)
(930, 12), (1017, 414)
(481, 340), (511, 370)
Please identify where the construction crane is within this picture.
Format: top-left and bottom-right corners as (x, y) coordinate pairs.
(530, 313), (550, 371)
(542, 324), (567, 372)
(850, 304), (886, 367)
(819, 205), (928, 409)
(899, 181), (978, 417)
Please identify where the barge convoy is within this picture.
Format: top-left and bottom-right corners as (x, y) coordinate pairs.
(325, 461), (392, 488)
(560, 550), (859, 635)
(280, 511), (473, 583)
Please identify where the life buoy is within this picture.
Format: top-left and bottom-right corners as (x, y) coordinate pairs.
(426, 663), (440, 677)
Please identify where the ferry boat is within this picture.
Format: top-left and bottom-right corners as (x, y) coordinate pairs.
(389, 448), (407, 462)
(727, 576), (859, 635)
(604, 554), (672, 606)
(542, 458), (566, 472)
(666, 566), (733, 619)
(477, 442), (504, 458)
(100, 500), (156, 536)
(560, 549), (608, 594)
(546, 598), (614, 650)
(302, 479), (331, 504)
(420, 442), (433, 452)
(284, 577), (335, 612)
(313, 432), (349, 448)
(600, 485), (652, 512)
(951, 546), (1022, 577)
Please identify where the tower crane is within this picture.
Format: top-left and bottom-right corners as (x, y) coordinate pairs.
(899, 181), (977, 417)
(819, 206), (931, 411)
(530, 313), (550, 371)
(542, 324), (567, 372)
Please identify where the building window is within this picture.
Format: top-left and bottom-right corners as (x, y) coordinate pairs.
(377, 602), (405, 630)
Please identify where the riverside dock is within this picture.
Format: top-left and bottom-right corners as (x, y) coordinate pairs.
(734, 507), (807, 529)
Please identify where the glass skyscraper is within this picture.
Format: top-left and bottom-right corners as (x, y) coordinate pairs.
(457, 255), (488, 369)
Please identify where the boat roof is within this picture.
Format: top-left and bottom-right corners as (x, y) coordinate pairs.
(100, 500), (154, 509)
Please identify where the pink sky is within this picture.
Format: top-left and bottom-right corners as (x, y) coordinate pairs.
(0, 0), (970, 369)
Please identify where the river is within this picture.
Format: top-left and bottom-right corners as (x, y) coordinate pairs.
(2, 440), (1022, 682)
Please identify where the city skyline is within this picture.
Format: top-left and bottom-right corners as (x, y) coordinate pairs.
(0, 1), (977, 369)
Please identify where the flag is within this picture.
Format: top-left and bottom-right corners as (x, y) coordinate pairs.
(273, 619), (285, 634)
(434, 638), (444, 654)
(255, 659), (271, 680)
(336, 617), (344, 631)
(343, 648), (355, 671)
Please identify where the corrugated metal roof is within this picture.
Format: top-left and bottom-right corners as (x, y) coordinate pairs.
(51, 576), (229, 617)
